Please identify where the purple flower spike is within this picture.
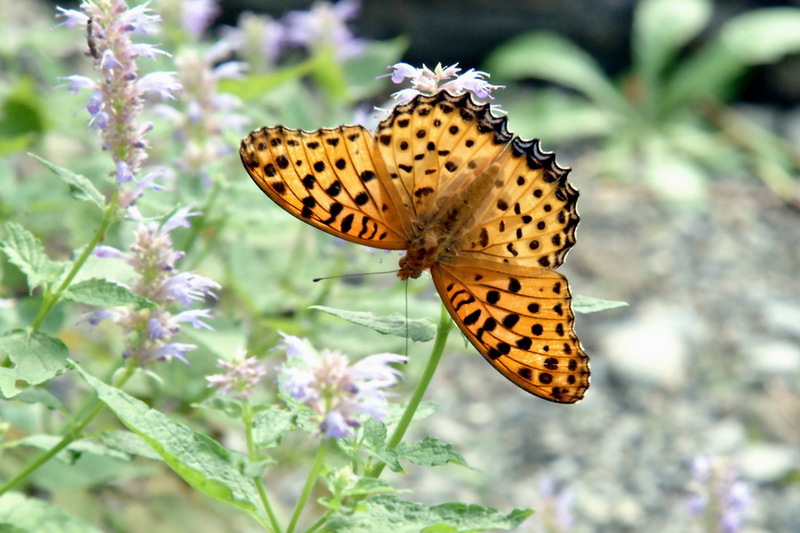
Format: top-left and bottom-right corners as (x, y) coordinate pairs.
(277, 335), (406, 439)
(206, 348), (267, 399)
(686, 455), (752, 533)
(283, 0), (365, 60)
(57, 0), (181, 208)
(84, 207), (219, 365)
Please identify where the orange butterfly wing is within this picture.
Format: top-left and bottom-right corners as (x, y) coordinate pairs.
(240, 92), (590, 403)
(240, 125), (411, 249)
(432, 260), (589, 403)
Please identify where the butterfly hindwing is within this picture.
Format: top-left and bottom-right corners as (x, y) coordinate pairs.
(459, 139), (579, 271)
(431, 259), (590, 403)
(242, 91), (590, 403)
(240, 125), (409, 249)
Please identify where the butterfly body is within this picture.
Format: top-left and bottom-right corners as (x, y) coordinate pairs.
(241, 91), (590, 403)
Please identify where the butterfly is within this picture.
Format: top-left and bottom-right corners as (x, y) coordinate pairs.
(240, 91), (590, 403)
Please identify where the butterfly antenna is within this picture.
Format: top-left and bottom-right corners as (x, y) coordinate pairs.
(312, 270), (398, 282)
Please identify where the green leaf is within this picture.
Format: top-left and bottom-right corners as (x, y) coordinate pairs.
(501, 90), (615, 143)
(310, 47), (349, 101)
(343, 37), (408, 99)
(395, 437), (468, 468)
(0, 330), (70, 398)
(28, 154), (106, 210)
(572, 295), (628, 314)
(63, 278), (156, 310)
(664, 7), (800, 110)
(194, 396), (244, 418)
(484, 32), (631, 115)
(0, 78), (47, 155)
(319, 477), (398, 513)
(13, 387), (67, 413)
(1, 223), (68, 293)
(311, 305), (437, 342)
(633, 0), (712, 91)
(73, 363), (266, 526)
(363, 418), (387, 448)
(662, 41), (744, 109)
(366, 447), (403, 474)
(252, 405), (294, 449)
(0, 492), (104, 533)
(219, 59), (316, 101)
(98, 431), (162, 461)
(721, 8), (800, 64)
(384, 401), (437, 424)
(325, 495), (532, 533)
(6, 434), (132, 463)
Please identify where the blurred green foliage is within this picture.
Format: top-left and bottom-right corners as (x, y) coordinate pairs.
(486, 0), (800, 206)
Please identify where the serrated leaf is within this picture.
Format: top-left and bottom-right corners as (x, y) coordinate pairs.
(98, 431), (162, 461)
(0, 330), (70, 398)
(366, 447), (403, 474)
(194, 396), (244, 418)
(243, 458), (277, 478)
(384, 401), (437, 425)
(395, 437), (468, 468)
(572, 295), (628, 314)
(252, 405), (294, 449)
(63, 278), (156, 310)
(363, 418), (387, 448)
(73, 362), (266, 525)
(319, 478), (398, 513)
(0, 492), (104, 533)
(324, 495), (532, 533)
(7, 434), (132, 463)
(311, 305), (436, 342)
(0, 367), (20, 398)
(29, 153), (106, 210)
(1, 222), (68, 293)
(12, 387), (66, 412)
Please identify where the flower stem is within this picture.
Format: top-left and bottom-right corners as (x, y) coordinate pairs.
(366, 302), (453, 478)
(180, 180), (222, 263)
(0, 360), (136, 496)
(287, 440), (328, 533)
(31, 191), (119, 332)
(304, 510), (334, 533)
(243, 402), (282, 533)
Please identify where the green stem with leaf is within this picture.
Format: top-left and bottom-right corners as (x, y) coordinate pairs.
(31, 191), (119, 332)
(287, 440), (328, 533)
(365, 303), (453, 478)
(0, 360), (137, 495)
(243, 402), (282, 533)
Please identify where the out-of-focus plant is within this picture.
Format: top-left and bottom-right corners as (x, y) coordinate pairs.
(0, 0), (606, 530)
(485, 0), (800, 205)
(686, 455), (751, 533)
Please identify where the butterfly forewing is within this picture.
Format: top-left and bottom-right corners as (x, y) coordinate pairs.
(240, 125), (410, 249)
(431, 260), (589, 403)
(241, 91), (590, 403)
(375, 93), (510, 220)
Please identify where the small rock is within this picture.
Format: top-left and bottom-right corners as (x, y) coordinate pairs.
(746, 341), (800, 375)
(601, 305), (689, 389)
(739, 443), (799, 483)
